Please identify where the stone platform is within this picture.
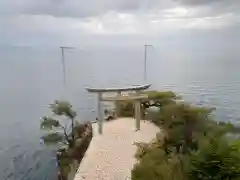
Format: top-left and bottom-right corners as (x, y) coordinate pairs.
(74, 118), (159, 180)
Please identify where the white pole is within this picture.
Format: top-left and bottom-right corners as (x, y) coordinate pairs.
(60, 46), (75, 86)
(97, 92), (103, 134)
(144, 45), (147, 83)
(60, 47), (66, 85)
(143, 44), (153, 83)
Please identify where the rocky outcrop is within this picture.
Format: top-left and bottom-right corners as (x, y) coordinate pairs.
(57, 123), (93, 180)
(71, 123), (93, 163)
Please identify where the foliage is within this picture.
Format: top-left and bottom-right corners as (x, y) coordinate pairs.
(118, 101), (134, 117)
(119, 91), (179, 118)
(41, 117), (60, 129)
(189, 136), (240, 180)
(50, 100), (77, 119)
(157, 103), (214, 154)
(132, 139), (188, 180)
(141, 91), (180, 109)
(40, 100), (77, 148)
(131, 91), (240, 180)
(42, 132), (63, 143)
(218, 121), (240, 134)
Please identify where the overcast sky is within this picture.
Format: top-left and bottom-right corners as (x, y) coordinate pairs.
(0, 0), (240, 47)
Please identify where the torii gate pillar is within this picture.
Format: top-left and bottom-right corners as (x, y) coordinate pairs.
(134, 91), (141, 131)
(97, 92), (103, 134)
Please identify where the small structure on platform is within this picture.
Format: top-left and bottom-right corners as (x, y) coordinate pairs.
(86, 84), (151, 134)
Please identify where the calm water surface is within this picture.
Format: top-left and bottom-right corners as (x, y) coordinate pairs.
(0, 45), (240, 179)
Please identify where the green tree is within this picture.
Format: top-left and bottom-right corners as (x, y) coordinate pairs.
(189, 136), (240, 180)
(154, 103), (214, 154)
(131, 91), (240, 180)
(141, 91), (180, 109)
(40, 100), (77, 148)
(119, 91), (179, 118)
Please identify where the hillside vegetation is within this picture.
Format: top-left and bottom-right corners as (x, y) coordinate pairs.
(120, 91), (240, 180)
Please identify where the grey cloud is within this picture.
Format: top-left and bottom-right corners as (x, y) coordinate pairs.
(174, 0), (226, 6)
(173, 0), (240, 20)
(1, 0), (165, 18)
(0, 0), (240, 46)
(1, 0), (239, 19)
(175, 0), (240, 13)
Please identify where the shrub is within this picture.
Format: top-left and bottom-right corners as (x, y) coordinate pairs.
(119, 91), (179, 118)
(132, 148), (188, 180)
(188, 136), (240, 180)
(119, 101), (134, 117)
(131, 91), (240, 180)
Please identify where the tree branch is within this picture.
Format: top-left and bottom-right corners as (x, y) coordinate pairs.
(71, 118), (74, 142)
(59, 125), (71, 145)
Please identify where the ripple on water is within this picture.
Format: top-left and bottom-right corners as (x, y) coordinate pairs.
(0, 142), (57, 180)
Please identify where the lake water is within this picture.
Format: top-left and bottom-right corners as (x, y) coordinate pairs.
(0, 45), (240, 179)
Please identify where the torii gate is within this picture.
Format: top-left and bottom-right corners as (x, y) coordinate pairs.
(86, 84), (151, 134)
